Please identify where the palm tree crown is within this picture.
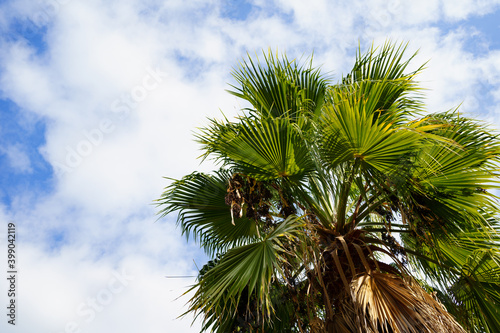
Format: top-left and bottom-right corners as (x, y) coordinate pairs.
(157, 42), (500, 333)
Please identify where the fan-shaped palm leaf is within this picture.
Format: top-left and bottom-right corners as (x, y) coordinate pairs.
(157, 169), (259, 256)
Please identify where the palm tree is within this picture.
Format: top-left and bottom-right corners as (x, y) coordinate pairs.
(157, 42), (500, 332)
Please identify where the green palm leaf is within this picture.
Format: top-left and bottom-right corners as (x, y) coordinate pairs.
(344, 41), (425, 124)
(319, 87), (423, 173)
(188, 216), (305, 330)
(198, 116), (315, 181)
(157, 169), (259, 256)
(229, 50), (329, 118)
(451, 250), (500, 332)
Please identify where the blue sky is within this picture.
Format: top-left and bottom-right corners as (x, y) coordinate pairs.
(1, 1), (500, 332)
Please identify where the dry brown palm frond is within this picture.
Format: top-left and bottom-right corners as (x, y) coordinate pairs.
(341, 271), (466, 333)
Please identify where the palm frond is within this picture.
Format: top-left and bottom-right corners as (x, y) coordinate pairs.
(319, 88), (423, 173)
(188, 216), (306, 330)
(157, 169), (259, 256)
(198, 116), (315, 181)
(346, 272), (466, 333)
(228, 50), (329, 118)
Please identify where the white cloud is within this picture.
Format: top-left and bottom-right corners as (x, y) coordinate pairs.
(441, 0), (500, 21)
(0, 144), (32, 173)
(0, 240), (203, 333)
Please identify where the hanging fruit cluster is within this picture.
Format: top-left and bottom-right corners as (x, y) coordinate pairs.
(381, 231), (407, 265)
(225, 174), (273, 225)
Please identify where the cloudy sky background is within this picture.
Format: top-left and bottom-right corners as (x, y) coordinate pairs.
(0, 0), (500, 332)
